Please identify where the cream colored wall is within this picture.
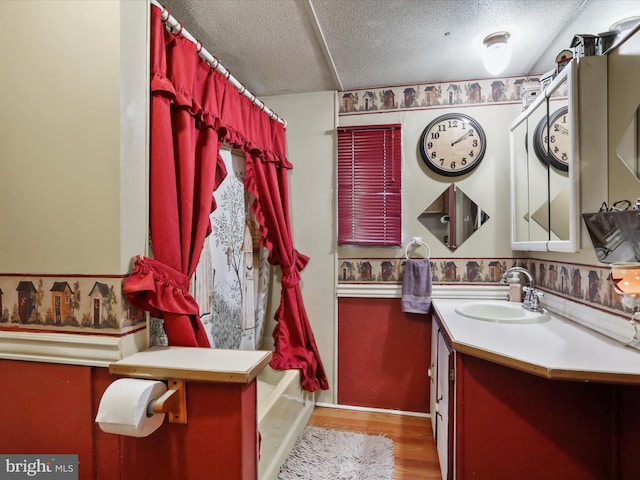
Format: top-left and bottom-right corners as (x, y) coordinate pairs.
(338, 105), (520, 260)
(259, 91), (337, 403)
(0, 0), (147, 276)
(608, 28), (640, 204)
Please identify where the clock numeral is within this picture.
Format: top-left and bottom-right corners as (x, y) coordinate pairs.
(431, 151), (437, 159)
(427, 141), (433, 149)
(472, 140), (478, 147)
(469, 151), (474, 158)
(448, 120), (458, 128)
(468, 128), (474, 136)
(438, 125), (447, 132)
(430, 132), (440, 140)
(561, 153), (568, 161)
(549, 135), (556, 144)
(450, 161), (456, 169)
(439, 159), (445, 166)
(461, 158), (467, 165)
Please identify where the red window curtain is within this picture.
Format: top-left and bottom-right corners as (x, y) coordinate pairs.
(123, 5), (328, 392)
(337, 124), (402, 245)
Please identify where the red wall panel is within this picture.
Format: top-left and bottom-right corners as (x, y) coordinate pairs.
(338, 297), (431, 412)
(0, 360), (96, 480)
(0, 359), (257, 480)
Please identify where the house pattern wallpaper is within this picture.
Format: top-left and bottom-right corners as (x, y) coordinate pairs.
(0, 275), (145, 335)
(338, 257), (633, 317)
(338, 74), (542, 114)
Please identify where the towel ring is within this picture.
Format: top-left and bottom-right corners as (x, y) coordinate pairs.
(404, 237), (431, 260)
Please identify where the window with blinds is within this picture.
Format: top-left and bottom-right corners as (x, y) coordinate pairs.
(337, 124), (402, 245)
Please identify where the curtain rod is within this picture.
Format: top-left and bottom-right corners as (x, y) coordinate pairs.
(149, 0), (286, 126)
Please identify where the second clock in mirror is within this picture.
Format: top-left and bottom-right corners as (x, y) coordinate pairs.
(418, 184), (490, 251)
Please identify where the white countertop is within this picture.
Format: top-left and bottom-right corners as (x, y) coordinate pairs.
(432, 298), (640, 384)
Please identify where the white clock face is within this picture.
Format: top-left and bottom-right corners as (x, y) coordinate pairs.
(534, 106), (569, 172)
(420, 114), (486, 177)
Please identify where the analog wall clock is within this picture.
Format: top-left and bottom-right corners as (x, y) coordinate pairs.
(533, 106), (569, 172)
(419, 113), (487, 177)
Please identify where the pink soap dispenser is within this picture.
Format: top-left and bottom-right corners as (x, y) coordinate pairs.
(506, 273), (522, 303)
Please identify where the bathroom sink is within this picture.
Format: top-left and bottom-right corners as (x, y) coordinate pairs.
(454, 300), (550, 324)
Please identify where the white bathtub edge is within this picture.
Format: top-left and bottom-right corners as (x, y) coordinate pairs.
(257, 366), (316, 480)
(259, 396), (314, 480)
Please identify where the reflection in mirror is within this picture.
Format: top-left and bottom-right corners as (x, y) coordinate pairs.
(511, 115), (529, 244)
(508, 58), (577, 252)
(547, 90), (570, 241)
(418, 184), (489, 251)
(531, 186), (570, 240)
(616, 107), (640, 179)
(527, 96), (550, 242)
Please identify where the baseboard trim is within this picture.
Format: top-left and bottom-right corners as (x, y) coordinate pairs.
(315, 401), (431, 418)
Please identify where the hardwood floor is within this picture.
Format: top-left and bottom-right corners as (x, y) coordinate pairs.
(307, 406), (443, 479)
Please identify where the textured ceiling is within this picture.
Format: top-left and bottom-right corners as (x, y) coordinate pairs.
(158, 0), (640, 97)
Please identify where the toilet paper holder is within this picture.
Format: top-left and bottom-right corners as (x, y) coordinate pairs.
(148, 379), (187, 424)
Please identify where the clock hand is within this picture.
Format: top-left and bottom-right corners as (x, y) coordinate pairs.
(451, 130), (471, 146)
(556, 126), (569, 135)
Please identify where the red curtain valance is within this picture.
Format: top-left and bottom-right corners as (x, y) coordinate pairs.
(123, 5), (328, 392)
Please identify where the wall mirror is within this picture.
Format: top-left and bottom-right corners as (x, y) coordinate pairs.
(526, 92), (550, 244)
(418, 183), (490, 251)
(545, 80), (571, 243)
(510, 113), (529, 245)
(509, 59), (579, 252)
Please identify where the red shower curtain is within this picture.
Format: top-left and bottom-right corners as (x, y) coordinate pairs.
(123, 5), (328, 391)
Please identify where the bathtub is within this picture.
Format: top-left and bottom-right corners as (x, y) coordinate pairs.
(257, 365), (315, 480)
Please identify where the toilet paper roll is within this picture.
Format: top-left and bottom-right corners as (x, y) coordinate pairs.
(96, 378), (167, 437)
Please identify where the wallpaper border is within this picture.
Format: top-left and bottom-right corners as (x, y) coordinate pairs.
(338, 257), (631, 318)
(0, 273), (145, 336)
(338, 74), (541, 116)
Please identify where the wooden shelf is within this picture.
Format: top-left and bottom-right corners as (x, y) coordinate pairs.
(108, 346), (272, 383)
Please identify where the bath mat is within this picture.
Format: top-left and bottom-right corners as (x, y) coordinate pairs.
(277, 426), (394, 480)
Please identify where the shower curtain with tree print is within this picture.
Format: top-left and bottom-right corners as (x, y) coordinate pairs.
(190, 149), (270, 350)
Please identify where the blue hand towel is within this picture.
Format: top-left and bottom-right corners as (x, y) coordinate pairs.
(401, 258), (432, 314)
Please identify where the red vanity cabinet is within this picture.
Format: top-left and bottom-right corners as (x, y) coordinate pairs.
(431, 308), (635, 480)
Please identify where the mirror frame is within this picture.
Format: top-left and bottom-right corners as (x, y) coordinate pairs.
(508, 59), (579, 252)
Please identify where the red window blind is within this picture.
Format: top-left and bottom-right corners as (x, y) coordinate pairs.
(337, 124), (402, 245)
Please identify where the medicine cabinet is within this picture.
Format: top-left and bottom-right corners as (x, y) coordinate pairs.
(509, 60), (579, 252)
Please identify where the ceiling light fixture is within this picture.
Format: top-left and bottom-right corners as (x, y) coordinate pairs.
(482, 31), (511, 75)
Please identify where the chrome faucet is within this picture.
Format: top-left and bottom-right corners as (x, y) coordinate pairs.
(500, 267), (544, 312)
